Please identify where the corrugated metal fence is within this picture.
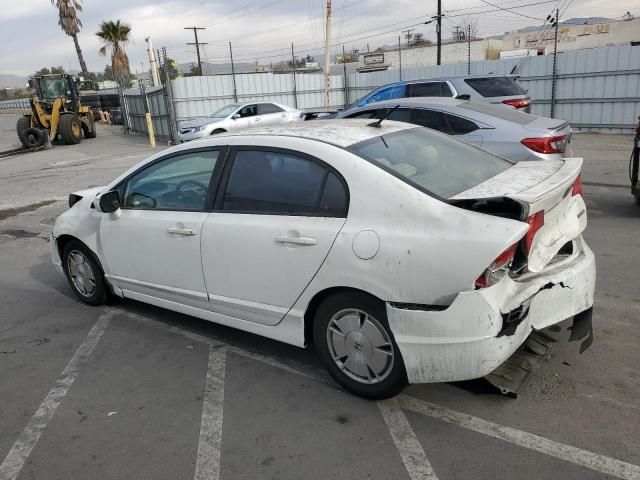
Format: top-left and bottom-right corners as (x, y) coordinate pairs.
(122, 85), (173, 141)
(172, 44), (640, 133)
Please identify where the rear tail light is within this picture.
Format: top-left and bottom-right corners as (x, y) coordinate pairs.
(502, 98), (530, 109)
(521, 135), (567, 154)
(524, 211), (545, 253)
(571, 174), (583, 197)
(474, 243), (518, 289)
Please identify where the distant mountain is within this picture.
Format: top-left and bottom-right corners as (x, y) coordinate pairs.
(0, 74), (28, 89)
(514, 17), (612, 33)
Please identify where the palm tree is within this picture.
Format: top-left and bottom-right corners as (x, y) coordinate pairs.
(96, 20), (132, 86)
(51, 0), (90, 79)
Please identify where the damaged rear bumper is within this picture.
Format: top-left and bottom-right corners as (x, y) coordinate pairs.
(387, 237), (596, 384)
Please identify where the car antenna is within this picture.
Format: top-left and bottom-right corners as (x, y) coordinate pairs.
(368, 104), (400, 128)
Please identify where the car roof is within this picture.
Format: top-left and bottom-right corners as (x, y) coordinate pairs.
(210, 119), (415, 148)
(380, 74), (518, 86)
(351, 97), (467, 109)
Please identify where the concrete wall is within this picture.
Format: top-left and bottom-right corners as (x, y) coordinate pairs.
(503, 17), (640, 54)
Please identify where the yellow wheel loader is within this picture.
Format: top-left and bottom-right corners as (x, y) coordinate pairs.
(16, 74), (97, 149)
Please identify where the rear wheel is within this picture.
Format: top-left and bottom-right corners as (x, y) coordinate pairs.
(62, 240), (108, 306)
(59, 114), (83, 145)
(22, 128), (46, 149)
(83, 116), (97, 138)
(313, 292), (407, 399)
(16, 115), (32, 147)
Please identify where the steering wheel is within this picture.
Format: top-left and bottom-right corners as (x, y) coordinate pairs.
(175, 180), (208, 196)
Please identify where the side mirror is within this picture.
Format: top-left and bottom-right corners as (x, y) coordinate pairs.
(232, 113), (241, 120)
(455, 94), (471, 100)
(95, 190), (120, 213)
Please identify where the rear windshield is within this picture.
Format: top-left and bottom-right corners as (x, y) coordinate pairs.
(348, 127), (513, 198)
(458, 101), (536, 125)
(464, 77), (526, 97)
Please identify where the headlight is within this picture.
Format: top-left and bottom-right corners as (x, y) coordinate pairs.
(194, 125), (205, 132)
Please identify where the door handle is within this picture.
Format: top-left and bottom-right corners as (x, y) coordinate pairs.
(254, 117), (261, 121)
(167, 227), (197, 236)
(274, 234), (317, 246)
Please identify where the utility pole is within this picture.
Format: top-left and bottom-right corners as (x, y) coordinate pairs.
(342, 45), (348, 107)
(229, 42), (238, 103)
(550, 8), (559, 119)
(291, 43), (298, 109)
(145, 36), (160, 86)
(398, 36), (402, 80)
(324, 0), (332, 108)
(437, 0), (442, 65)
(185, 26), (207, 76)
(402, 28), (414, 48)
(467, 25), (471, 75)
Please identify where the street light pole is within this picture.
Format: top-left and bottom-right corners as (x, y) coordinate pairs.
(437, 0), (442, 65)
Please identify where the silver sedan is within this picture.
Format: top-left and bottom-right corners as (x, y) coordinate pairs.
(178, 102), (301, 142)
(335, 97), (573, 161)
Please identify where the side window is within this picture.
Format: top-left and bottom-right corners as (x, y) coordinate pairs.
(445, 114), (479, 135)
(319, 172), (348, 216)
(366, 84), (406, 105)
(387, 108), (412, 123)
(408, 82), (454, 97)
(409, 109), (451, 134)
(222, 150), (348, 216)
(238, 104), (257, 118)
(258, 103), (284, 114)
(124, 150), (219, 211)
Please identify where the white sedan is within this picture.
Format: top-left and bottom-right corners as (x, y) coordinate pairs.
(51, 120), (596, 399)
(178, 102), (300, 142)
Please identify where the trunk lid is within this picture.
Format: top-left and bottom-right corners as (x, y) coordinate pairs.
(452, 158), (586, 272)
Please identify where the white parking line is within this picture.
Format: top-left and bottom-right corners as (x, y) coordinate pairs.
(397, 395), (640, 480)
(0, 310), (113, 480)
(378, 398), (440, 480)
(194, 347), (227, 480)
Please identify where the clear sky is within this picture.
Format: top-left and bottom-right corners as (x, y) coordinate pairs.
(0, 0), (635, 76)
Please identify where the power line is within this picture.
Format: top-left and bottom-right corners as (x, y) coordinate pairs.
(477, 0), (545, 21)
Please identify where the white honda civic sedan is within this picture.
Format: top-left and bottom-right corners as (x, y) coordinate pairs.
(51, 120), (595, 399)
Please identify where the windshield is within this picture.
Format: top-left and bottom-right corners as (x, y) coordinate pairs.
(349, 127), (513, 198)
(208, 104), (241, 118)
(39, 77), (69, 99)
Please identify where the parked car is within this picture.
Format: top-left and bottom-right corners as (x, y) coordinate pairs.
(336, 97), (572, 161)
(344, 74), (531, 114)
(178, 102), (300, 142)
(52, 120), (594, 399)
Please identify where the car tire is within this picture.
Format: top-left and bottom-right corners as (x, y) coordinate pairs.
(58, 114), (83, 145)
(313, 292), (407, 399)
(21, 128), (46, 149)
(62, 240), (108, 306)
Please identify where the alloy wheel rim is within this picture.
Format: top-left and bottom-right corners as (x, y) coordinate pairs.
(67, 250), (96, 297)
(326, 308), (394, 384)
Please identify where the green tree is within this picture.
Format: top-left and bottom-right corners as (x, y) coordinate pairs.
(159, 58), (179, 85)
(50, 0), (89, 79)
(96, 20), (132, 86)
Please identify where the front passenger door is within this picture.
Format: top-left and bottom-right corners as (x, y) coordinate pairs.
(229, 104), (257, 131)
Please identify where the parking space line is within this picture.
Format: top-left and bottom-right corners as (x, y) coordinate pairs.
(194, 347), (227, 480)
(378, 398), (440, 480)
(397, 395), (640, 480)
(0, 310), (114, 480)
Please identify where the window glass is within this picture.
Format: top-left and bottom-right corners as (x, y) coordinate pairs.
(387, 108), (413, 123)
(345, 110), (378, 119)
(408, 82), (452, 97)
(223, 150), (327, 214)
(464, 77), (526, 97)
(458, 101), (535, 125)
(365, 84), (406, 105)
(445, 114), (479, 135)
(208, 104), (240, 118)
(124, 151), (219, 211)
(238, 104), (257, 117)
(349, 127), (512, 198)
(258, 103), (284, 114)
(319, 172), (347, 215)
(409, 109), (450, 133)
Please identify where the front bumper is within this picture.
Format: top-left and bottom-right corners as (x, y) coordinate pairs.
(50, 234), (64, 274)
(177, 129), (207, 142)
(387, 237), (596, 384)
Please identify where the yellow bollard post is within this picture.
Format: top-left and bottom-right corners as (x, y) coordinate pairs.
(145, 112), (156, 147)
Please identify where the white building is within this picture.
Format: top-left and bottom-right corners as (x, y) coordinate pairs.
(356, 39), (503, 72)
(502, 16), (640, 55)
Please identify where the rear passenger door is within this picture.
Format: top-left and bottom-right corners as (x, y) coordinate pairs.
(257, 103), (288, 126)
(201, 148), (349, 326)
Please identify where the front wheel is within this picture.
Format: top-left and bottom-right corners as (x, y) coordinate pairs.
(58, 114), (83, 145)
(62, 241), (108, 306)
(313, 292), (407, 399)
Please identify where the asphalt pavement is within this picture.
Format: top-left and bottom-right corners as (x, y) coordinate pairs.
(0, 114), (639, 480)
